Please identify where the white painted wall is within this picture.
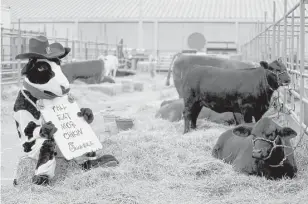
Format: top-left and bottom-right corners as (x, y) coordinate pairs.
(11, 21), (265, 53)
(1, 5), (11, 28)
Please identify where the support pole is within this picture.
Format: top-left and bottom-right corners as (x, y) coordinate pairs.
(17, 19), (22, 86)
(299, 0), (307, 131)
(282, 0), (287, 121)
(138, 0), (143, 50)
(235, 21), (239, 53)
(263, 12), (268, 61)
(271, 1), (276, 61)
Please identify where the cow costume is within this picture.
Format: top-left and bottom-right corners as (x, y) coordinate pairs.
(13, 36), (119, 186)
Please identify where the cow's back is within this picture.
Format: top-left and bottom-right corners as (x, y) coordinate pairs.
(172, 55), (255, 98)
(212, 128), (253, 164)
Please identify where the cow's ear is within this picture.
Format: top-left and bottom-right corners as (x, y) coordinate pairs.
(232, 125), (253, 137)
(279, 127), (297, 139)
(260, 61), (269, 69)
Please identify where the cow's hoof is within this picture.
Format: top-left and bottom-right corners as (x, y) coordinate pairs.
(93, 154), (119, 168)
(32, 175), (50, 186)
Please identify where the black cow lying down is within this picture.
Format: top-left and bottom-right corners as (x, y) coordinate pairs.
(182, 59), (291, 134)
(211, 117), (298, 180)
(156, 99), (244, 125)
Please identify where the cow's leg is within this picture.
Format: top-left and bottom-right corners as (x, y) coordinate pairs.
(183, 95), (195, 134)
(253, 111), (264, 122)
(113, 68), (117, 78)
(190, 102), (202, 129)
(32, 139), (57, 185)
(243, 109), (254, 123)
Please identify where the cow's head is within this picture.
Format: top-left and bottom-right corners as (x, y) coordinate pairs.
(260, 59), (291, 88)
(232, 117), (297, 163)
(22, 58), (70, 99)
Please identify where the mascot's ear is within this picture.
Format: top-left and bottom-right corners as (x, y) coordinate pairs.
(21, 59), (37, 75)
(260, 61), (269, 69)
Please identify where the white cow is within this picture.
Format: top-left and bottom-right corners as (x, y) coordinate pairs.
(98, 54), (119, 79)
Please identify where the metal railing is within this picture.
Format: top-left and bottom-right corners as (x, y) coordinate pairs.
(1, 26), (127, 85)
(241, 0), (308, 137)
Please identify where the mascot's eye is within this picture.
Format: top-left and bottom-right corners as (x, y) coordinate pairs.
(37, 66), (48, 72)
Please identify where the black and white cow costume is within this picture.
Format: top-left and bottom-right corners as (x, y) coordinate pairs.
(13, 36), (119, 186)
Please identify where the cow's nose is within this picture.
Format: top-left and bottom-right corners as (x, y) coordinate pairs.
(61, 86), (70, 94)
(252, 149), (262, 158)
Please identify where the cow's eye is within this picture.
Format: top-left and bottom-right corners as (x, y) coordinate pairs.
(38, 66), (48, 72)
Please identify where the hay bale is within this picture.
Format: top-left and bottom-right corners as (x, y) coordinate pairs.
(101, 76), (115, 83)
(88, 84), (123, 96)
(133, 81), (144, 91)
(14, 157), (81, 186)
(121, 80), (134, 93)
(116, 118), (134, 131)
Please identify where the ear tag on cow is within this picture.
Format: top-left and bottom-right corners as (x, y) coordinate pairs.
(36, 99), (45, 110)
(67, 93), (75, 103)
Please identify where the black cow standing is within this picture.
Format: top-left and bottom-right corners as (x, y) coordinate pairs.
(182, 60), (291, 134)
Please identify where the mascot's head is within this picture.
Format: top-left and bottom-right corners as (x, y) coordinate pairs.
(16, 35), (71, 99)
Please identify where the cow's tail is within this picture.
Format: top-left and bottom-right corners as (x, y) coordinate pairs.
(165, 52), (182, 86)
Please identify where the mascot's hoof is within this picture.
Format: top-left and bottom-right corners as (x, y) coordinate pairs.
(81, 154), (119, 170)
(13, 179), (18, 187)
(32, 175), (50, 186)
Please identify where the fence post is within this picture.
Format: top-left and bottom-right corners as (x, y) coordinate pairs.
(299, 0), (307, 131)
(282, 0), (287, 121)
(79, 31), (82, 60)
(95, 37), (98, 59)
(256, 21), (259, 61)
(271, 1), (276, 61)
(1, 27), (3, 62)
(85, 41), (88, 60)
(277, 23), (280, 59)
(66, 28), (69, 63)
(290, 11), (295, 110)
(263, 12), (267, 61)
(44, 24), (47, 36)
(17, 19), (22, 85)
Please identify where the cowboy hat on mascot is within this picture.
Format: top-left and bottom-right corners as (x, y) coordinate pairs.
(13, 35), (119, 186)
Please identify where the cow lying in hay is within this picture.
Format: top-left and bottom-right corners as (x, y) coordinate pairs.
(13, 36), (119, 186)
(155, 99), (244, 125)
(165, 53), (258, 98)
(182, 60), (291, 134)
(211, 117), (298, 180)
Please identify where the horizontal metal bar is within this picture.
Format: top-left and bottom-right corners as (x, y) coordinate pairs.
(285, 104), (307, 133)
(1, 61), (28, 64)
(1, 80), (19, 85)
(0, 71), (19, 75)
(288, 89), (308, 105)
(287, 69), (308, 77)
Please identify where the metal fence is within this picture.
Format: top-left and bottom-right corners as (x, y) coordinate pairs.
(241, 0), (308, 138)
(1, 26), (127, 85)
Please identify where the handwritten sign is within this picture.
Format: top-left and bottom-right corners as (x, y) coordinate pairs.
(39, 95), (102, 160)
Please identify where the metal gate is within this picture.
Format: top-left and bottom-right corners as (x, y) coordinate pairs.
(241, 0), (308, 139)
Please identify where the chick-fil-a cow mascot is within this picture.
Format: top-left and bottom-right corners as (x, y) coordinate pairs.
(13, 36), (119, 186)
